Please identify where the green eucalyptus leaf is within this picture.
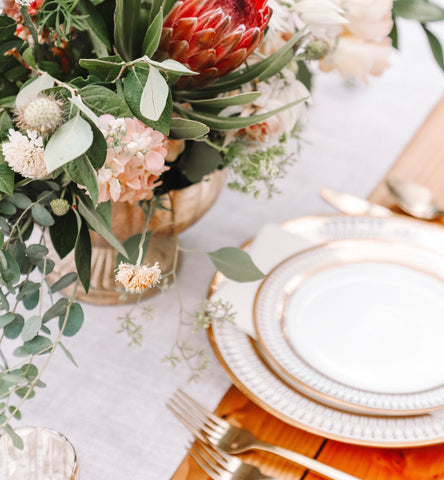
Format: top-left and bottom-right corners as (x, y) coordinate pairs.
(60, 342), (78, 367)
(21, 315), (42, 342)
(393, 0), (444, 21)
(0, 289), (9, 311)
(37, 257), (55, 274)
(0, 164), (14, 195)
(50, 272), (78, 294)
(59, 302), (84, 337)
(26, 244), (49, 262)
(5, 314), (24, 339)
(169, 118), (210, 139)
(0, 250), (20, 284)
(15, 73), (55, 109)
(31, 204), (54, 227)
(22, 335), (52, 355)
(22, 289), (40, 310)
(0, 200), (16, 216)
(3, 424), (24, 450)
(206, 247), (265, 282)
(182, 142), (223, 183)
(140, 65), (169, 121)
(142, 7), (163, 57)
(9, 193), (32, 210)
(42, 298), (69, 323)
(44, 116), (94, 172)
(17, 281), (40, 301)
(0, 312), (15, 329)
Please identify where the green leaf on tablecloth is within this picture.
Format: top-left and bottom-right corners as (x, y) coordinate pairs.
(206, 247), (265, 282)
(59, 303), (84, 337)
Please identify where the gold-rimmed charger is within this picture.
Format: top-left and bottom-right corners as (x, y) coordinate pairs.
(253, 238), (444, 416)
(208, 215), (444, 448)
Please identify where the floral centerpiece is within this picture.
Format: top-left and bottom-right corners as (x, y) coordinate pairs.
(0, 0), (442, 446)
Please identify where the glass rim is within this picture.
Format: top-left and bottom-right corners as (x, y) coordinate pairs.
(0, 426), (79, 478)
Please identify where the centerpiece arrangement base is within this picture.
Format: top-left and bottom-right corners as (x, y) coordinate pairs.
(46, 170), (227, 305)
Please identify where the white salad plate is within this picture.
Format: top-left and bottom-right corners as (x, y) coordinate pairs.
(209, 215), (444, 447)
(254, 238), (444, 415)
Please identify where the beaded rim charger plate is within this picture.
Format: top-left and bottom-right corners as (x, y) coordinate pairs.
(253, 238), (444, 416)
(209, 215), (444, 447)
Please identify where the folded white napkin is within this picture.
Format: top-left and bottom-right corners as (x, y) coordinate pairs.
(212, 223), (315, 338)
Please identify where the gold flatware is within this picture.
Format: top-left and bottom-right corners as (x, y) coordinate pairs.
(386, 178), (444, 220)
(168, 390), (362, 480)
(320, 188), (392, 217)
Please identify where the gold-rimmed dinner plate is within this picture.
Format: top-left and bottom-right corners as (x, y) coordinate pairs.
(208, 215), (444, 447)
(254, 238), (444, 416)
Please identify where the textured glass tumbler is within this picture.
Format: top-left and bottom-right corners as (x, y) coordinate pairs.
(0, 427), (79, 479)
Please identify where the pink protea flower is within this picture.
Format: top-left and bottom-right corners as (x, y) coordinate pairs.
(155, 0), (272, 87)
(97, 115), (168, 204)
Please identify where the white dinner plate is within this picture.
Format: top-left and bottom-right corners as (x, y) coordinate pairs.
(254, 239), (444, 415)
(209, 215), (444, 447)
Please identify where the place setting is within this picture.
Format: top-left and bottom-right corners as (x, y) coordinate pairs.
(167, 174), (444, 479)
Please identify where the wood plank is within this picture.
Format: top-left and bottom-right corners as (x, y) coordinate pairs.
(171, 96), (444, 480)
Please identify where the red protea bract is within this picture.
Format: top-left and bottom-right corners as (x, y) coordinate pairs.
(155, 0), (271, 88)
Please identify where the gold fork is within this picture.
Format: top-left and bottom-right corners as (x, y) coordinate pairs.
(168, 389), (362, 480)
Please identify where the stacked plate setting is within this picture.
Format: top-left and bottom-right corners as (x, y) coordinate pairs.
(209, 215), (444, 447)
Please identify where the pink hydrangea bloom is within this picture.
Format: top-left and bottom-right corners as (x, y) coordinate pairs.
(97, 115), (168, 203)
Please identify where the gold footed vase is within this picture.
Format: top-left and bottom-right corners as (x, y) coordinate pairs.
(46, 169), (227, 305)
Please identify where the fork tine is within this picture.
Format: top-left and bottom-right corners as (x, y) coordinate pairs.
(172, 392), (226, 436)
(176, 389), (229, 429)
(189, 449), (220, 480)
(189, 442), (225, 480)
(167, 398), (220, 442)
(192, 441), (226, 475)
(196, 439), (237, 471)
(166, 401), (208, 443)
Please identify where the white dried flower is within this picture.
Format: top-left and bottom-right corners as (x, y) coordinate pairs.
(16, 95), (64, 135)
(2, 129), (48, 179)
(115, 262), (161, 293)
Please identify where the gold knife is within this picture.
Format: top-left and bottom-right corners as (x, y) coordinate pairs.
(321, 188), (393, 217)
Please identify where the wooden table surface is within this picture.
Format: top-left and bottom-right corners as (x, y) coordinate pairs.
(171, 96), (444, 480)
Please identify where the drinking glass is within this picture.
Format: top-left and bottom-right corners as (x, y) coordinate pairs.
(0, 426), (79, 479)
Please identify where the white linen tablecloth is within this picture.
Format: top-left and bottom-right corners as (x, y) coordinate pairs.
(10, 18), (444, 480)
